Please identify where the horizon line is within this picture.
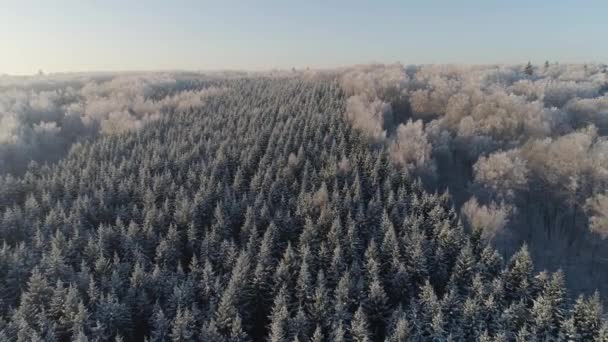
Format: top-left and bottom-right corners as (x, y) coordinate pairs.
(3, 60), (607, 77)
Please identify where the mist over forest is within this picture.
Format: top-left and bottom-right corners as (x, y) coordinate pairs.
(1, 63), (608, 341)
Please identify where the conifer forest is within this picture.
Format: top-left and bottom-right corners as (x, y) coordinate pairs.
(1, 63), (608, 341)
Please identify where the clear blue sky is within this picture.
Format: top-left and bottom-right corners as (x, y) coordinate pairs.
(1, 0), (606, 74)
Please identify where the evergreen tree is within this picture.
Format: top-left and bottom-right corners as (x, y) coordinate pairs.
(170, 306), (197, 342)
(229, 314), (251, 342)
(351, 306), (372, 342)
(448, 243), (475, 297)
(331, 321), (347, 342)
(307, 271), (330, 329)
(418, 281), (441, 338)
(14, 268), (52, 328)
(289, 306), (310, 341)
(386, 316), (410, 342)
(571, 292), (602, 341)
(73, 329), (90, 342)
(364, 277), (389, 339)
(199, 319), (224, 341)
(150, 305), (171, 342)
(310, 325), (323, 342)
(268, 286), (290, 342)
(525, 62), (534, 76)
(216, 285), (240, 334)
(503, 245), (534, 303)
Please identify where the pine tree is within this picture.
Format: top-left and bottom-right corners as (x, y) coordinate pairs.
(49, 280), (66, 330)
(328, 243), (346, 287)
(351, 306), (371, 342)
(364, 277), (389, 339)
(333, 271), (353, 326)
(70, 301), (91, 339)
(331, 321), (347, 342)
(170, 306), (196, 342)
(430, 310), (447, 340)
(460, 298), (480, 340)
(274, 243), (298, 290)
(150, 305), (170, 342)
(448, 243), (475, 297)
(199, 319), (223, 341)
(503, 245), (534, 303)
(387, 260), (409, 303)
(418, 281), (441, 338)
(478, 245), (503, 280)
(440, 286), (462, 336)
(500, 300), (528, 340)
(14, 268), (52, 326)
(599, 321), (608, 342)
(215, 285), (240, 334)
(296, 248), (313, 307)
(530, 270), (565, 340)
(228, 314), (250, 342)
(73, 329), (90, 342)
(386, 316), (410, 342)
(571, 292), (602, 341)
(525, 62), (534, 76)
(249, 239), (275, 338)
(559, 316), (578, 341)
(515, 325), (532, 342)
(268, 286), (290, 342)
(308, 271), (330, 329)
(310, 325), (323, 342)
(530, 295), (554, 341)
(289, 306), (310, 341)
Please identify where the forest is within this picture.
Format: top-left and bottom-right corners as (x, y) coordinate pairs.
(0, 63), (607, 341)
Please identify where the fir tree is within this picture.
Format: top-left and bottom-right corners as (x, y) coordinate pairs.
(571, 292), (602, 341)
(228, 314), (250, 342)
(351, 306), (372, 342)
(170, 306), (197, 342)
(150, 305), (171, 342)
(310, 325), (323, 342)
(268, 286), (290, 342)
(386, 316), (410, 342)
(525, 62), (534, 76)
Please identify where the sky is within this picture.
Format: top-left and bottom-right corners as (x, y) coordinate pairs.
(1, 0), (607, 75)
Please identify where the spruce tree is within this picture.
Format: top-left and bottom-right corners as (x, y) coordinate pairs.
(525, 62), (534, 76)
(310, 325), (323, 342)
(170, 306), (196, 342)
(571, 292), (602, 341)
(228, 314), (250, 342)
(268, 286), (290, 342)
(386, 316), (410, 342)
(150, 305), (170, 342)
(351, 306), (371, 342)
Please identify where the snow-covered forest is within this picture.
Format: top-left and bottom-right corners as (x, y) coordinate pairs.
(340, 63), (608, 295)
(0, 64), (607, 341)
